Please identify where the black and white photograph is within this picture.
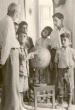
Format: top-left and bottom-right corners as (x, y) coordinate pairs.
(0, 0), (75, 110)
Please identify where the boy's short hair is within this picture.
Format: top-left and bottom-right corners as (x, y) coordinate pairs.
(17, 21), (28, 35)
(60, 33), (71, 41)
(52, 13), (64, 19)
(44, 26), (53, 36)
(19, 21), (28, 28)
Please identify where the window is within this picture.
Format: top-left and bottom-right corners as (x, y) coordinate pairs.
(39, 0), (53, 37)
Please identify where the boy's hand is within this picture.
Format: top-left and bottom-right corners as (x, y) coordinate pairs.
(28, 50), (39, 60)
(27, 52), (34, 59)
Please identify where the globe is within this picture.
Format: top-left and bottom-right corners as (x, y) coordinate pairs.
(30, 46), (51, 69)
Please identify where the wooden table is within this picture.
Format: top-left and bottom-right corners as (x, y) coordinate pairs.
(29, 84), (55, 110)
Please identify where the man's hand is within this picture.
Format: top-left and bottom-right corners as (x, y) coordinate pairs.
(27, 50), (39, 60)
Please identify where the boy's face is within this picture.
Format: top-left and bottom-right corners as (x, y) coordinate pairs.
(53, 17), (63, 28)
(18, 33), (27, 43)
(41, 29), (49, 38)
(61, 37), (70, 47)
(21, 25), (28, 34)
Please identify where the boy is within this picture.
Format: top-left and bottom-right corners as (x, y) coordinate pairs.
(17, 21), (34, 101)
(17, 21), (34, 50)
(18, 31), (37, 110)
(35, 26), (53, 102)
(50, 13), (70, 84)
(55, 33), (75, 110)
(36, 26), (52, 48)
(35, 26), (53, 84)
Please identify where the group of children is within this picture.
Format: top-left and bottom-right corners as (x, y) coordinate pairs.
(14, 21), (36, 110)
(14, 12), (75, 110)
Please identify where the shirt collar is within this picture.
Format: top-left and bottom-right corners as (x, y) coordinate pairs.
(41, 37), (48, 40)
(62, 46), (70, 51)
(56, 26), (64, 31)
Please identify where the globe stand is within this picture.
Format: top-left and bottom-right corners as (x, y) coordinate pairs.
(33, 69), (47, 87)
(29, 47), (55, 109)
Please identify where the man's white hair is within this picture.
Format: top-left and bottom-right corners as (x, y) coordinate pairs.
(7, 3), (18, 14)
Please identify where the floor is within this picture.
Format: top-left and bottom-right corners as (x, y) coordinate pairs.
(24, 101), (75, 110)
(0, 97), (75, 110)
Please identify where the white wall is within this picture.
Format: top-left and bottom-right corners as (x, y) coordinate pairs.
(39, 0), (53, 5)
(25, 0), (54, 43)
(25, 0), (39, 44)
(55, 0), (75, 48)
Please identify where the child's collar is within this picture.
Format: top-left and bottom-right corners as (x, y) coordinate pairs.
(57, 26), (64, 31)
(41, 37), (47, 40)
(62, 46), (70, 50)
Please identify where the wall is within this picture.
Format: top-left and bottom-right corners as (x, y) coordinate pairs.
(25, 0), (39, 44)
(25, 0), (53, 43)
(55, 0), (75, 48)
